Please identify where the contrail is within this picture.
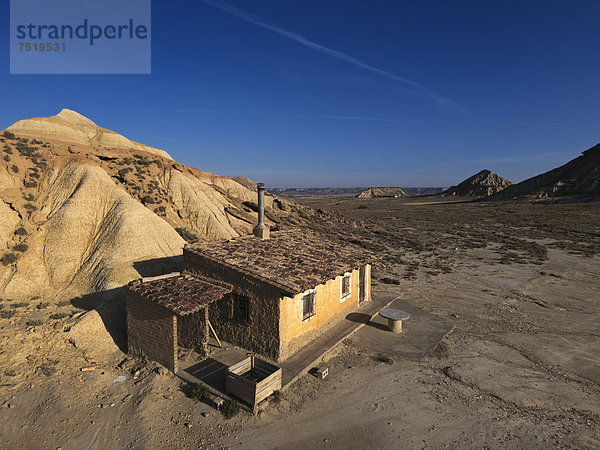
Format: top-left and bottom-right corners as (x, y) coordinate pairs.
(199, 0), (457, 107)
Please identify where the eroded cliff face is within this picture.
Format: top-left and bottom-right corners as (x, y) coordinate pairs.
(0, 110), (309, 302)
(488, 144), (600, 201)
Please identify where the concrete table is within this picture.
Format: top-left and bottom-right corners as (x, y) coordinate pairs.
(379, 309), (410, 333)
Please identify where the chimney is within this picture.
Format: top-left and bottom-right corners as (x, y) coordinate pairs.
(253, 182), (270, 239)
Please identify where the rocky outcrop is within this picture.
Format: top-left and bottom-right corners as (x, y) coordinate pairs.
(357, 187), (407, 198)
(488, 144), (600, 201)
(440, 170), (512, 197)
(0, 110), (308, 302)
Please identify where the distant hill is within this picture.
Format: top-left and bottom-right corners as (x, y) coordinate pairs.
(488, 143), (600, 201)
(271, 187), (444, 198)
(440, 170), (512, 197)
(357, 187), (407, 198)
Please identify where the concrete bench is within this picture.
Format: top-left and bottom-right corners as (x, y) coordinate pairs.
(379, 309), (410, 333)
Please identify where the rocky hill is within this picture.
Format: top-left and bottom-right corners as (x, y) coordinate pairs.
(488, 143), (600, 201)
(0, 109), (309, 302)
(440, 170), (512, 197)
(357, 187), (407, 198)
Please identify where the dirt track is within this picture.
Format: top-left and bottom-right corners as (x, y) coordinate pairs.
(1, 196), (599, 448)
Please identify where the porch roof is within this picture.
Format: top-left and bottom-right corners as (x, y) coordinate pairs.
(128, 274), (232, 316)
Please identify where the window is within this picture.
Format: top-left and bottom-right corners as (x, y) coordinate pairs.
(340, 272), (352, 301)
(233, 294), (250, 322)
(302, 291), (316, 321)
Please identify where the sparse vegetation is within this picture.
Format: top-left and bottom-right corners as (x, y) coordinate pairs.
(189, 383), (210, 401)
(26, 319), (44, 327)
(380, 277), (400, 285)
(0, 309), (16, 319)
(24, 203), (37, 211)
(14, 243), (28, 252)
(220, 399), (241, 419)
(376, 354), (394, 364)
(24, 180), (38, 188)
(270, 390), (283, 405)
(11, 164), (19, 173)
(1, 253), (18, 266)
(49, 313), (70, 320)
(14, 227), (28, 236)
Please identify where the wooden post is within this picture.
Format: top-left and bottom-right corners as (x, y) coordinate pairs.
(208, 318), (222, 348)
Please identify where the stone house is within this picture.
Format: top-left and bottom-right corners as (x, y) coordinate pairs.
(127, 184), (372, 372)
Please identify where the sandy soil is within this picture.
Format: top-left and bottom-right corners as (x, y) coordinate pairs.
(1, 196), (599, 448)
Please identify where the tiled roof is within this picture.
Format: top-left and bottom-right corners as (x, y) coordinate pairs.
(128, 274), (232, 315)
(186, 229), (372, 295)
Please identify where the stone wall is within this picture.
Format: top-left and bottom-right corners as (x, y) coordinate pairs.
(185, 249), (282, 360)
(126, 291), (178, 372)
(178, 309), (208, 357)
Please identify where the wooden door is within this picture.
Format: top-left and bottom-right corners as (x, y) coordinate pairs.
(358, 265), (366, 303)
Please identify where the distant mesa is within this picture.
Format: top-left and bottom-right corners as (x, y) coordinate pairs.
(440, 169), (512, 197)
(4, 108), (172, 160)
(488, 143), (600, 201)
(357, 187), (407, 198)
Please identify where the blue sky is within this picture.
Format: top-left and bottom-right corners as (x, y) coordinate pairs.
(2, 0), (600, 187)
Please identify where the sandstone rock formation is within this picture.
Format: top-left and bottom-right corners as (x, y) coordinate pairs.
(488, 143), (600, 201)
(357, 187), (407, 198)
(440, 170), (512, 197)
(0, 110), (307, 302)
(5, 108), (172, 160)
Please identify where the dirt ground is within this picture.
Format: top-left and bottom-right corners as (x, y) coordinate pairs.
(1, 196), (599, 449)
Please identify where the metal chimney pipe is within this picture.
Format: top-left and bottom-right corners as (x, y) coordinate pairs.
(257, 182), (265, 225)
(253, 182), (270, 239)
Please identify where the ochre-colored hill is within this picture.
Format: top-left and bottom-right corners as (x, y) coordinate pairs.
(357, 187), (407, 198)
(0, 110), (308, 302)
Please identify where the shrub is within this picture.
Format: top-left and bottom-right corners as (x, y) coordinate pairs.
(29, 172), (40, 179)
(11, 165), (19, 173)
(14, 227), (27, 236)
(2, 131), (16, 140)
(3, 155), (9, 162)
(270, 390), (283, 405)
(1, 253), (18, 266)
(189, 383), (210, 401)
(14, 243), (28, 252)
(23, 193), (34, 201)
(36, 302), (49, 309)
(376, 354), (394, 365)
(11, 302), (28, 308)
(26, 319), (44, 327)
(220, 399), (241, 419)
(24, 181), (37, 188)
(49, 313), (70, 320)
(24, 203), (37, 211)
(0, 309), (16, 319)
(3, 145), (13, 154)
(141, 196), (155, 204)
(380, 277), (400, 285)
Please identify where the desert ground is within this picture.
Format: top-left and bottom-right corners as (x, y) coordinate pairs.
(1, 195), (599, 449)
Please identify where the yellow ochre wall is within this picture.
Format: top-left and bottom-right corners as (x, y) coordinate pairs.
(278, 264), (371, 360)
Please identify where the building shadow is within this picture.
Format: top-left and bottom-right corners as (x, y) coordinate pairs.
(67, 255), (184, 355)
(184, 358), (228, 394)
(345, 312), (388, 331)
